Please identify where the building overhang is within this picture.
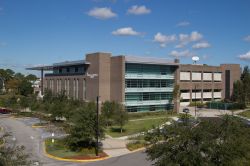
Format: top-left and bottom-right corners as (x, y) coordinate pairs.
(125, 56), (179, 66)
(26, 60), (90, 71)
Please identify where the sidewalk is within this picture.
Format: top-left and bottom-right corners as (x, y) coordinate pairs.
(102, 137), (130, 157)
(180, 106), (246, 117)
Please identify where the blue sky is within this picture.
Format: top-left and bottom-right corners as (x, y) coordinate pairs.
(0, 0), (250, 75)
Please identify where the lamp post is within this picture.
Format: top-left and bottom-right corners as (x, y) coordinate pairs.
(194, 84), (197, 118)
(192, 56), (199, 119)
(95, 96), (100, 156)
(86, 73), (99, 156)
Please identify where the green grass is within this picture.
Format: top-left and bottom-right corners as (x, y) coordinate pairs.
(238, 110), (250, 119)
(45, 139), (99, 158)
(0, 139), (4, 146)
(128, 111), (175, 120)
(106, 118), (169, 138)
(126, 140), (146, 151)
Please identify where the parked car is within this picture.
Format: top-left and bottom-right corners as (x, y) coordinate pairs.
(0, 108), (12, 114)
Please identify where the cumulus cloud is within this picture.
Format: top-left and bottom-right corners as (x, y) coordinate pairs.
(169, 50), (194, 57)
(176, 31), (203, 48)
(244, 35), (250, 42)
(177, 21), (190, 27)
(153, 33), (176, 47)
(112, 27), (140, 36)
(127, 5), (151, 15)
(87, 7), (117, 19)
(238, 51), (250, 61)
(192, 42), (211, 49)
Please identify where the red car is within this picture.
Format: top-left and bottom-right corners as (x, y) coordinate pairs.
(0, 108), (12, 114)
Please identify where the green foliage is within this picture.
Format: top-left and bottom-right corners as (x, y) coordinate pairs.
(101, 101), (116, 126)
(128, 111), (172, 119)
(25, 74), (37, 81)
(189, 101), (206, 107)
(66, 102), (105, 151)
(146, 116), (250, 166)
(0, 135), (31, 166)
(113, 104), (128, 133)
(232, 66), (250, 106)
(126, 140), (146, 151)
(18, 80), (33, 96)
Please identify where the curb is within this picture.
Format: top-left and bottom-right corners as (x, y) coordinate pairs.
(32, 125), (47, 128)
(43, 142), (110, 162)
(129, 147), (145, 152)
(0, 138), (5, 147)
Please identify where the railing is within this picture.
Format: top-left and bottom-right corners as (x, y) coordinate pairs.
(124, 100), (170, 106)
(125, 87), (173, 93)
(125, 73), (174, 79)
(45, 73), (85, 77)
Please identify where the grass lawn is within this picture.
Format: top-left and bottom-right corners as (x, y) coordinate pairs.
(128, 111), (175, 120)
(126, 140), (146, 151)
(106, 117), (169, 138)
(238, 110), (250, 119)
(45, 139), (106, 159)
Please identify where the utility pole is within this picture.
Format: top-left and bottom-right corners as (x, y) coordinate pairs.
(95, 96), (100, 156)
(195, 84), (197, 118)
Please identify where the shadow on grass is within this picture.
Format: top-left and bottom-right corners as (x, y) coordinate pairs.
(110, 127), (127, 133)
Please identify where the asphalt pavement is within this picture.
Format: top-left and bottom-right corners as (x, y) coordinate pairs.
(0, 114), (153, 166)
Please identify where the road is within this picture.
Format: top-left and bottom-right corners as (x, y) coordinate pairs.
(0, 115), (152, 166)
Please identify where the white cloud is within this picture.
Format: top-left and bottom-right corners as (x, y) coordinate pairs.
(192, 42), (211, 49)
(169, 50), (194, 57)
(177, 21), (190, 27)
(87, 7), (117, 19)
(190, 31), (203, 41)
(112, 27), (140, 36)
(238, 51), (250, 61)
(153, 33), (176, 47)
(244, 35), (250, 42)
(127, 5), (151, 15)
(177, 31), (203, 47)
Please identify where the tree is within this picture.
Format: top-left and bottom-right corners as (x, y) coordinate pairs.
(66, 102), (105, 151)
(145, 116), (250, 166)
(0, 135), (32, 166)
(232, 65), (250, 106)
(113, 104), (128, 133)
(101, 101), (115, 127)
(232, 80), (244, 104)
(25, 74), (37, 82)
(18, 80), (33, 96)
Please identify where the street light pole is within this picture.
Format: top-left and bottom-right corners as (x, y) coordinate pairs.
(86, 72), (99, 157)
(95, 96), (100, 156)
(195, 84), (197, 118)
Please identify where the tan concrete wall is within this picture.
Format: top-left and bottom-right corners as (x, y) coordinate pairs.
(220, 64), (241, 99)
(110, 56), (125, 103)
(85, 52), (112, 103)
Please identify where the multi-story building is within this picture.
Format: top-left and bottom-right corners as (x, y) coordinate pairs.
(176, 64), (241, 106)
(27, 52), (241, 112)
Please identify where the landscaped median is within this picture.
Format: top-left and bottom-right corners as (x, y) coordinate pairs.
(32, 122), (48, 128)
(126, 140), (146, 151)
(44, 138), (109, 162)
(238, 109), (250, 119)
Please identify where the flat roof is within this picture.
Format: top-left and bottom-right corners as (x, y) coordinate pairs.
(26, 60), (90, 71)
(125, 56), (179, 66)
